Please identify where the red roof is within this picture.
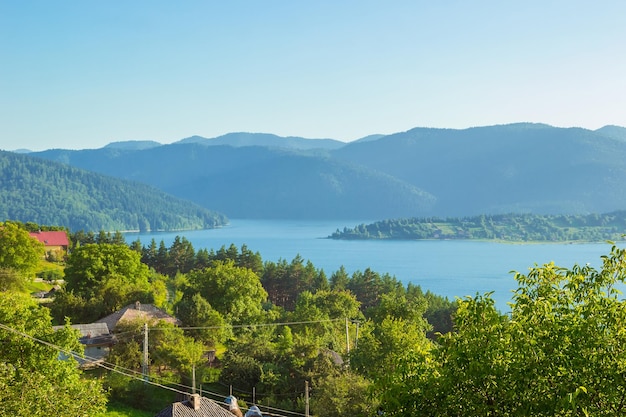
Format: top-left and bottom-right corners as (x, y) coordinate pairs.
(29, 231), (69, 247)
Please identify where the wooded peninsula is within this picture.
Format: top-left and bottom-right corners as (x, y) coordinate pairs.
(330, 211), (626, 242)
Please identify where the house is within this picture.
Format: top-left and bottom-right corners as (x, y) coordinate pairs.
(52, 322), (113, 368)
(29, 230), (69, 260)
(154, 394), (239, 417)
(95, 301), (181, 332)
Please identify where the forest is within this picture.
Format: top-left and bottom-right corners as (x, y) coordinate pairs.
(330, 211), (626, 242)
(3, 220), (626, 416)
(0, 150), (227, 232)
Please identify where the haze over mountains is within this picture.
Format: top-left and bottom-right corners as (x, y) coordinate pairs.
(9, 123), (626, 225)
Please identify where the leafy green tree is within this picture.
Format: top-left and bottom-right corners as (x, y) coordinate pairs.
(0, 267), (26, 292)
(54, 243), (153, 322)
(0, 221), (44, 276)
(64, 243), (151, 300)
(392, 244), (626, 416)
(186, 260), (267, 324)
(0, 292), (107, 416)
(290, 290), (361, 353)
(176, 293), (230, 346)
(310, 371), (379, 417)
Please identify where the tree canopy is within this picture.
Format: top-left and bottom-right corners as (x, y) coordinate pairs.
(0, 292), (107, 416)
(380, 243), (626, 416)
(0, 221), (43, 276)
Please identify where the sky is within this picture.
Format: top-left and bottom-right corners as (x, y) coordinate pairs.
(1, 1), (625, 151)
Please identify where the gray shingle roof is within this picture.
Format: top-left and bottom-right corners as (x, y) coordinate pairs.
(95, 302), (180, 332)
(154, 396), (237, 417)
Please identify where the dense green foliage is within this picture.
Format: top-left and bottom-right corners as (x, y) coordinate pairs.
(331, 211), (626, 242)
(0, 150), (227, 231)
(13, 219), (626, 416)
(375, 244), (626, 416)
(44, 234), (453, 415)
(0, 221), (44, 280)
(50, 243), (163, 323)
(0, 292), (107, 416)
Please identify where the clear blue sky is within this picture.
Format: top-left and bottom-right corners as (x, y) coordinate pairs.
(1, 1), (625, 151)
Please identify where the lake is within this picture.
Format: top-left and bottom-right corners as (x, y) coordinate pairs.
(124, 219), (619, 312)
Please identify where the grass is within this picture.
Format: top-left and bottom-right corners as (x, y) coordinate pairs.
(96, 402), (155, 417)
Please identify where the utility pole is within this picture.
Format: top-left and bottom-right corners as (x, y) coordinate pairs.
(142, 323), (149, 381)
(192, 364), (196, 394)
(305, 381), (310, 417)
(345, 318), (350, 354)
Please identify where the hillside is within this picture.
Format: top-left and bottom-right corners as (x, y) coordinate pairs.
(33, 144), (436, 219)
(0, 150), (228, 231)
(332, 123), (626, 216)
(28, 123), (626, 220)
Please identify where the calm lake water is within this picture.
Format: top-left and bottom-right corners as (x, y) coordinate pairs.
(124, 219), (620, 312)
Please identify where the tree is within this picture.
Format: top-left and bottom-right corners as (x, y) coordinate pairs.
(290, 290), (362, 353)
(391, 244), (626, 416)
(0, 292), (107, 416)
(0, 221), (43, 276)
(54, 243), (153, 322)
(330, 266), (350, 290)
(310, 371), (379, 417)
(186, 260), (267, 324)
(0, 267), (26, 292)
(176, 293), (230, 346)
(63, 243), (151, 300)
(167, 236), (196, 275)
(262, 255), (320, 310)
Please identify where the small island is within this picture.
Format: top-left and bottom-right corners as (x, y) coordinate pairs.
(329, 211), (626, 243)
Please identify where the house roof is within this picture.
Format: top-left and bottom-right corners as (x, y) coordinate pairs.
(154, 396), (237, 417)
(29, 231), (69, 247)
(95, 302), (180, 332)
(52, 322), (113, 346)
(53, 323), (110, 338)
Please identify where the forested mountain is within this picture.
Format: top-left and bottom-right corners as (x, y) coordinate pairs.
(0, 150), (227, 231)
(33, 144), (435, 219)
(28, 123), (626, 220)
(332, 123), (626, 217)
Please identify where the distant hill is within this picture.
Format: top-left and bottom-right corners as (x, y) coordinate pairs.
(28, 123), (626, 220)
(0, 150), (227, 231)
(595, 125), (626, 141)
(174, 132), (345, 151)
(332, 123), (626, 217)
(104, 140), (162, 150)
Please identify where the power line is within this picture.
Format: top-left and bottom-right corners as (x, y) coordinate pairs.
(147, 317), (345, 332)
(0, 321), (309, 417)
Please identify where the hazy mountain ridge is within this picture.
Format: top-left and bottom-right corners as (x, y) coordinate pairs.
(331, 123), (626, 216)
(174, 132), (345, 151)
(24, 123), (626, 220)
(33, 144), (435, 219)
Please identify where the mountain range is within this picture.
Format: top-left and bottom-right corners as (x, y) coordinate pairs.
(8, 123), (626, 225)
